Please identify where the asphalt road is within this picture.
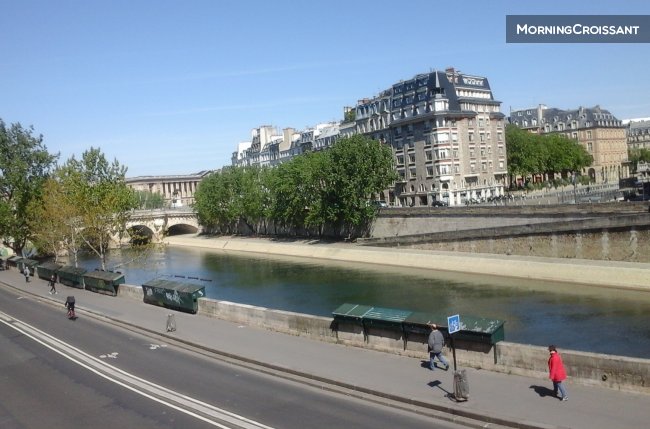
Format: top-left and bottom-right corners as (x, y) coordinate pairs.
(0, 287), (466, 429)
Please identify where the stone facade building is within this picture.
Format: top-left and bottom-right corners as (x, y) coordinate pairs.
(230, 67), (508, 207)
(354, 68), (507, 206)
(626, 119), (650, 151)
(510, 104), (629, 183)
(126, 171), (212, 208)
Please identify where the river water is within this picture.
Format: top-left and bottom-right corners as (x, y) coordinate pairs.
(72, 244), (650, 359)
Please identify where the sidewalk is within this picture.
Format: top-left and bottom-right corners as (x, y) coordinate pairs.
(1, 269), (648, 429)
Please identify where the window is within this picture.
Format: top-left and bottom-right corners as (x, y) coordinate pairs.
(468, 133), (474, 142)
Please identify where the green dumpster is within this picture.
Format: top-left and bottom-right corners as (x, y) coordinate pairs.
(18, 258), (39, 275)
(7, 256), (23, 269)
(451, 315), (505, 345)
(83, 270), (125, 296)
(37, 262), (63, 280)
(403, 311), (449, 336)
(57, 266), (87, 289)
(332, 303), (373, 324)
(362, 306), (412, 329)
(142, 277), (205, 314)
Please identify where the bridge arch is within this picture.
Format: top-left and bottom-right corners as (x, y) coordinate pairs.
(128, 225), (155, 245)
(166, 223), (198, 236)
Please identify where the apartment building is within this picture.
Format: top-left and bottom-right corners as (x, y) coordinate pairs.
(626, 118), (650, 151)
(510, 104), (629, 183)
(354, 68), (508, 206)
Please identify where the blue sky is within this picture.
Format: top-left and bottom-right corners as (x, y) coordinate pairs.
(2, 0), (650, 177)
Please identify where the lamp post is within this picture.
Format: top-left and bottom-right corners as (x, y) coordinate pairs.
(572, 172), (577, 204)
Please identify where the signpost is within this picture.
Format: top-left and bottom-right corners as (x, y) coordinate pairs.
(447, 314), (460, 371)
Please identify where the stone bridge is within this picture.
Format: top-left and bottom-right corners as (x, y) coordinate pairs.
(126, 208), (200, 243)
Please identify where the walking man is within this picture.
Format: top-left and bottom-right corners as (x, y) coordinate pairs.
(548, 345), (569, 401)
(49, 274), (57, 294)
(24, 266), (30, 282)
(428, 323), (449, 371)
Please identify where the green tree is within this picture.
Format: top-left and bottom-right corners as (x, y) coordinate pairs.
(134, 190), (165, 209)
(324, 135), (396, 235)
(629, 148), (650, 174)
(0, 120), (58, 256)
(267, 152), (330, 233)
(58, 147), (137, 270)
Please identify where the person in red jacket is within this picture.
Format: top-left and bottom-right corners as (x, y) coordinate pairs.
(548, 345), (568, 401)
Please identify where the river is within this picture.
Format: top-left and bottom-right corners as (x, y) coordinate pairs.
(72, 244), (650, 359)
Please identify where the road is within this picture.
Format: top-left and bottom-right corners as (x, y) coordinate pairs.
(0, 287), (465, 429)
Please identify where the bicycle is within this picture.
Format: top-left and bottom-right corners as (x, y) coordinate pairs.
(65, 296), (76, 319)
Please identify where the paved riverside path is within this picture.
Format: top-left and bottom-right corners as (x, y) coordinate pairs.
(1, 269), (648, 429)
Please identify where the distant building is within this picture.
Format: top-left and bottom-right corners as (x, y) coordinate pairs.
(126, 171), (213, 208)
(230, 67), (508, 207)
(625, 119), (650, 151)
(354, 68), (508, 206)
(509, 104), (629, 183)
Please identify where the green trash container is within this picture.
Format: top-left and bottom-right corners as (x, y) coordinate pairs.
(83, 270), (125, 296)
(37, 262), (63, 280)
(142, 277), (205, 314)
(7, 256), (23, 269)
(57, 266), (87, 289)
(18, 258), (39, 276)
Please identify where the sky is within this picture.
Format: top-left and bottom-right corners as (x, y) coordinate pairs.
(2, 0), (650, 177)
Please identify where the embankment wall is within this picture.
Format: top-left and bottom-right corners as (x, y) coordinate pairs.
(118, 284), (649, 394)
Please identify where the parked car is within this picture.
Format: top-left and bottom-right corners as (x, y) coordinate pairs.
(431, 200), (448, 207)
(371, 200), (388, 208)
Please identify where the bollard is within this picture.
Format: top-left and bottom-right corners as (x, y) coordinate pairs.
(166, 313), (176, 332)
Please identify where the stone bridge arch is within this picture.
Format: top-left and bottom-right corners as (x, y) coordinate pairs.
(125, 209), (200, 243)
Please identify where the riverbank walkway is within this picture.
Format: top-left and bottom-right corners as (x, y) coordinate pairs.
(1, 268), (647, 429)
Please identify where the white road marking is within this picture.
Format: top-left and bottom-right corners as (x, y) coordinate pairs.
(0, 311), (275, 429)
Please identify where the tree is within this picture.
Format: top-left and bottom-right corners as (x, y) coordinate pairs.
(628, 148), (650, 174)
(0, 119), (58, 256)
(324, 135), (397, 236)
(58, 148), (137, 270)
(134, 190), (164, 209)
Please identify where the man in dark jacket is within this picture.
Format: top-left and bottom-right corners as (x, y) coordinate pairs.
(427, 323), (449, 371)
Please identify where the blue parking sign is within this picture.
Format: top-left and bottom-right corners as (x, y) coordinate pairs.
(447, 314), (461, 334)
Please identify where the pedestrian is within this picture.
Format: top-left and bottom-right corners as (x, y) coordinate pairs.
(24, 266), (30, 283)
(548, 345), (568, 401)
(49, 274), (57, 294)
(427, 323), (449, 371)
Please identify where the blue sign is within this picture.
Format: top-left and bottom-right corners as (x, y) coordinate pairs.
(447, 314), (461, 334)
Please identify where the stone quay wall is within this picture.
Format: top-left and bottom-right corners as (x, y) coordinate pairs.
(118, 284), (650, 394)
(363, 203), (650, 263)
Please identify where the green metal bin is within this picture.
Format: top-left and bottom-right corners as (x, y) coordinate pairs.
(37, 262), (63, 280)
(83, 270), (125, 296)
(362, 306), (412, 329)
(7, 255), (22, 268)
(57, 266), (87, 289)
(450, 315), (505, 345)
(403, 311), (449, 336)
(332, 303), (373, 324)
(18, 258), (39, 275)
(142, 277), (205, 314)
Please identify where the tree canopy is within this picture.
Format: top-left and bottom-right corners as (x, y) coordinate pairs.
(506, 124), (593, 182)
(0, 120), (58, 255)
(55, 147), (137, 269)
(195, 135), (396, 238)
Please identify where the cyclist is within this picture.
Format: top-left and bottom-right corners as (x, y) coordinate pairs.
(65, 296), (76, 319)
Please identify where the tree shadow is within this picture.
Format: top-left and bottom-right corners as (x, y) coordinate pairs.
(530, 385), (556, 398)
